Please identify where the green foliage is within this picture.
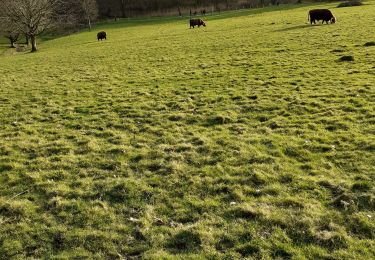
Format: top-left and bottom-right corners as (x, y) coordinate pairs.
(1, 1), (375, 258)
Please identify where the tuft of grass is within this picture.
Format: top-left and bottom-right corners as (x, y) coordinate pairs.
(167, 230), (202, 252)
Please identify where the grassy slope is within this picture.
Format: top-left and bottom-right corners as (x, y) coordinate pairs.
(1, 2), (374, 259)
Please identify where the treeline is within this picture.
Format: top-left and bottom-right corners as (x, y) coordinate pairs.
(97, 0), (296, 18)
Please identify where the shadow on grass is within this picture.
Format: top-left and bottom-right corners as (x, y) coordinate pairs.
(274, 24), (312, 32)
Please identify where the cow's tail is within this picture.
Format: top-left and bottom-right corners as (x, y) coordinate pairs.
(307, 12), (310, 22)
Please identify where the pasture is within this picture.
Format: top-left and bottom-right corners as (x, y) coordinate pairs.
(0, 1), (374, 258)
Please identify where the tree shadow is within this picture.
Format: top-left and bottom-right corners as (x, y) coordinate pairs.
(274, 24), (312, 32)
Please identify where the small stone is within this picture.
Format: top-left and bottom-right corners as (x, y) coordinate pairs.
(129, 217), (140, 223)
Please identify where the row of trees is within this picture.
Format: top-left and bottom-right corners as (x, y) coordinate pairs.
(96, 0), (289, 18)
(0, 0), (98, 52)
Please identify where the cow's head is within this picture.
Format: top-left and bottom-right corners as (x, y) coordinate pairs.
(331, 16), (336, 23)
(202, 22), (206, 27)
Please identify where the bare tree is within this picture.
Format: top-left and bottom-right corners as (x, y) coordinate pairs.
(4, 30), (20, 48)
(53, 0), (81, 29)
(0, 3), (19, 48)
(2, 0), (57, 52)
(53, 0), (99, 32)
(0, 21), (20, 48)
(80, 0), (98, 31)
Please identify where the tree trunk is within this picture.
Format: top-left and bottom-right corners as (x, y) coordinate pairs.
(178, 6), (182, 17)
(82, 0), (92, 30)
(10, 38), (16, 48)
(176, 0), (182, 17)
(30, 35), (37, 52)
(120, 0), (126, 18)
(25, 35), (29, 45)
(87, 16), (92, 30)
(5, 34), (19, 48)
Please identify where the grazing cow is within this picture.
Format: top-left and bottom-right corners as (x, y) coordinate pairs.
(308, 9), (336, 25)
(97, 31), (107, 41)
(190, 18), (206, 28)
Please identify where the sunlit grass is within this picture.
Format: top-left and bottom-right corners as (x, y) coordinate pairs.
(0, 1), (374, 258)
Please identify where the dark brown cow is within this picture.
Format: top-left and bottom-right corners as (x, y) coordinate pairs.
(97, 31), (107, 41)
(190, 18), (206, 29)
(308, 9), (336, 25)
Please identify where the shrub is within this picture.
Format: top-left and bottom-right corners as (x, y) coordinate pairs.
(337, 1), (363, 8)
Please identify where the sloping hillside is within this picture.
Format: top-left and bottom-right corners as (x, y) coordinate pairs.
(0, 2), (374, 258)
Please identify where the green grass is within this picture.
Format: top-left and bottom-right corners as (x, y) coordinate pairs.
(1, 2), (375, 259)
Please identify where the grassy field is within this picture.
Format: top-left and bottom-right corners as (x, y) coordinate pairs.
(1, 1), (374, 259)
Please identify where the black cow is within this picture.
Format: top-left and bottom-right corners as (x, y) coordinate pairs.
(308, 9), (336, 25)
(97, 31), (107, 41)
(190, 18), (206, 28)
